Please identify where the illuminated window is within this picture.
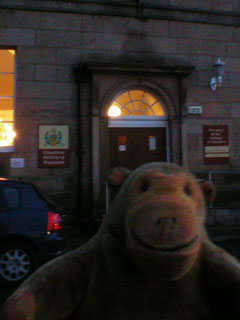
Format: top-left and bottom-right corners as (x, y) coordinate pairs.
(0, 49), (16, 151)
(108, 90), (165, 117)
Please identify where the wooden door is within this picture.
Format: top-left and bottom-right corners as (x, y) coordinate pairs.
(109, 127), (167, 170)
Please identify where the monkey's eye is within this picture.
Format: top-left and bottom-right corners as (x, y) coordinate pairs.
(184, 184), (192, 196)
(140, 181), (149, 193)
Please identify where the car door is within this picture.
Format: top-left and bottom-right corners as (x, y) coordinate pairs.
(1, 183), (46, 238)
(0, 190), (9, 237)
(0, 185), (23, 236)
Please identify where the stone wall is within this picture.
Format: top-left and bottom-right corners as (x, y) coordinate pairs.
(0, 1), (240, 213)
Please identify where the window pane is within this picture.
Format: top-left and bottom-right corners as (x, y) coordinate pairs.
(0, 74), (14, 97)
(140, 102), (149, 114)
(128, 90), (143, 101)
(0, 98), (13, 110)
(0, 50), (15, 73)
(2, 186), (20, 210)
(144, 107), (155, 116)
(132, 111), (143, 116)
(116, 92), (129, 107)
(0, 98), (14, 122)
(144, 92), (156, 106)
(121, 107), (130, 116)
(0, 110), (14, 122)
(124, 102), (134, 113)
(152, 102), (165, 116)
(0, 122), (15, 147)
(113, 101), (122, 109)
(133, 101), (141, 110)
(0, 50), (16, 150)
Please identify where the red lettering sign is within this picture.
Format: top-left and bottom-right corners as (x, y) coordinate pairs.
(38, 149), (69, 168)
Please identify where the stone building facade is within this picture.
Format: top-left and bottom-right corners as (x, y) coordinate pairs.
(0, 0), (240, 219)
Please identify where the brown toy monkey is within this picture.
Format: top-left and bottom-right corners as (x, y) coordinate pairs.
(107, 166), (131, 203)
(1, 162), (240, 320)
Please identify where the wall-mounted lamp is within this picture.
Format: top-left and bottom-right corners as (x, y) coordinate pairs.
(210, 58), (225, 91)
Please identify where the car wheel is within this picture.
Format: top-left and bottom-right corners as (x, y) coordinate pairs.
(0, 242), (37, 285)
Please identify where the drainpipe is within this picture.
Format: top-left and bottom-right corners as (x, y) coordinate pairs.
(74, 63), (95, 233)
(73, 63), (87, 217)
(167, 117), (173, 163)
(178, 77), (183, 166)
(178, 75), (191, 167)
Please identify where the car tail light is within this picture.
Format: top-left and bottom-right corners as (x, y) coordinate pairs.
(47, 212), (63, 232)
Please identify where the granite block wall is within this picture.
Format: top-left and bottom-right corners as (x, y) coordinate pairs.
(0, 1), (240, 212)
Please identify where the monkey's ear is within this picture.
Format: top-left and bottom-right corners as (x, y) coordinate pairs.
(108, 167), (131, 187)
(199, 180), (215, 205)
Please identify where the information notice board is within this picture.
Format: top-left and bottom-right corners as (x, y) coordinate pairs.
(203, 125), (229, 164)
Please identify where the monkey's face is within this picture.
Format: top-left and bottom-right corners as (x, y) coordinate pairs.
(125, 169), (208, 280)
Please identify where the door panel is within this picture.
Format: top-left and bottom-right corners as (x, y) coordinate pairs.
(109, 127), (167, 170)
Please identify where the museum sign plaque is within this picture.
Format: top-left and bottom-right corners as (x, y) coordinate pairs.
(38, 125), (70, 168)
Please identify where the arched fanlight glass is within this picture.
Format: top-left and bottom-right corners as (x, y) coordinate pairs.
(108, 90), (165, 117)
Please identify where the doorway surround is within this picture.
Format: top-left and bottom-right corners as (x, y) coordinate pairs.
(75, 62), (194, 215)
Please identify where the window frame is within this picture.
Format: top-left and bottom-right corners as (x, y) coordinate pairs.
(0, 47), (17, 153)
(0, 184), (22, 211)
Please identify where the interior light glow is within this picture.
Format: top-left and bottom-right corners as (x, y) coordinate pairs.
(0, 119), (16, 147)
(108, 105), (121, 117)
(8, 50), (15, 55)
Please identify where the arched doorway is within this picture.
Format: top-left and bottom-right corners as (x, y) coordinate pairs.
(75, 62), (193, 220)
(107, 89), (169, 170)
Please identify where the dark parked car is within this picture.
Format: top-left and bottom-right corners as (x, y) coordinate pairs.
(0, 178), (66, 285)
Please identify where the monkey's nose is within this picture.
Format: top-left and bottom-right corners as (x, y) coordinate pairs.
(155, 217), (177, 241)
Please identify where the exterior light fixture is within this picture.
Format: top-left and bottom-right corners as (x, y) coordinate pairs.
(210, 58), (225, 91)
(108, 105), (121, 117)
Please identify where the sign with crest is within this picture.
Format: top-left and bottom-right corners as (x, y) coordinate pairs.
(38, 125), (69, 168)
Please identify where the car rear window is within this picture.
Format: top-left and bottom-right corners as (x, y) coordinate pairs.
(2, 186), (20, 210)
(33, 186), (59, 212)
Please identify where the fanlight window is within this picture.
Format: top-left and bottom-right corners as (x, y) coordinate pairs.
(108, 90), (165, 117)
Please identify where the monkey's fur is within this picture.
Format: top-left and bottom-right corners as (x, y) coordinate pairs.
(2, 162), (240, 320)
